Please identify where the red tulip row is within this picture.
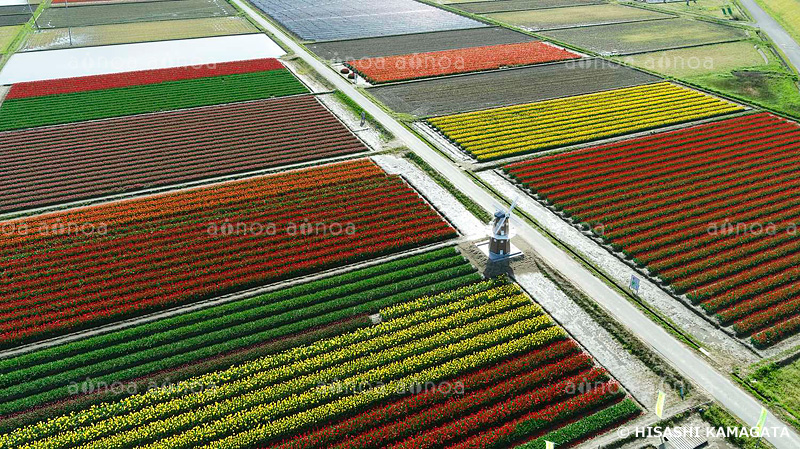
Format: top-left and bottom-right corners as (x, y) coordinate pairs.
(388, 368), (610, 449)
(6, 59), (286, 99)
(733, 297), (800, 335)
(271, 340), (580, 449)
(0, 159), (456, 347)
(582, 158), (800, 233)
(449, 381), (624, 449)
(505, 113), (775, 184)
(613, 180), (800, 250)
(531, 120), (799, 206)
(346, 42), (579, 84)
(714, 279), (800, 322)
(504, 113), (800, 346)
(752, 315), (800, 348)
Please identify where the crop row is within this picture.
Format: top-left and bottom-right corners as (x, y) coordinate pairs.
(0, 247), (480, 419)
(0, 281), (548, 447)
(505, 113), (800, 347)
(518, 399), (641, 449)
(0, 159), (457, 347)
(5, 58), (286, 99)
(273, 339), (584, 449)
(0, 68), (308, 131)
(345, 41), (579, 84)
(0, 96), (367, 214)
(0, 278), (636, 449)
(428, 82), (744, 161)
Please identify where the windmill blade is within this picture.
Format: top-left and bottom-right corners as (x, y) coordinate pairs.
(493, 197), (520, 235)
(507, 197), (519, 217)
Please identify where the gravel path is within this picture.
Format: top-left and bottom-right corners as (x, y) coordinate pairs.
(517, 272), (661, 407)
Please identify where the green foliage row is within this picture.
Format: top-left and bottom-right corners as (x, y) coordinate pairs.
(0, 69), (308, 131)
(517, 398), (641, 449)
(0, 248), (479, 416)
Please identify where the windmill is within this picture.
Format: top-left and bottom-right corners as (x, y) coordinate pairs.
(488, 198), (518, 261)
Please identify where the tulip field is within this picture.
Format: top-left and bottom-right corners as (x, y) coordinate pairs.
(345, 41), (580, 84)
(0, 58), (308, 130)
(0, 247), (480, 425)
(4, 59), (286, 99)
(0, 278), (639, 449)
(0, 159), (457, 347)
(428, 82), (744, 161)
(0, 95), (368, 214)
(505, 112), (800, 348)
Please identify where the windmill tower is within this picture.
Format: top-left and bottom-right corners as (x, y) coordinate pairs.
(489, 198), (517, 261)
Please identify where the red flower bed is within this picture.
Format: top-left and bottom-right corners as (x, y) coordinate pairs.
(0, 159), (456, 347)
(346, 42), (580, 84)
(271, 340), (580, 449)
(6, 58), (285, 99)
(268, 338), (632, 449)
(389, 369), (610, 449)
(753, 315), (800, 348)
(0, 96), (367, 214)
(448, 381), (623, 449)
(505, 112), (800, 347)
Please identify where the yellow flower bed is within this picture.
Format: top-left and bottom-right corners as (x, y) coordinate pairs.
(427, 82), (745, 161)
(2, 280), (566, 449)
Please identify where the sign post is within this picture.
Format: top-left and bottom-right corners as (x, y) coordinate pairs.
(630, 275), (640, 294)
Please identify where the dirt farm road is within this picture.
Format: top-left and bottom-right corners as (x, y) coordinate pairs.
(233, 1), (800, 446)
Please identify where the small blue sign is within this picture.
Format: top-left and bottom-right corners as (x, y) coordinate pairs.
(630, 275), (640, 293)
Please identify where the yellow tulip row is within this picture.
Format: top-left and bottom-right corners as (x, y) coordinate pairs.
(0, 291), (486, 446)
(198, 325), (566, 449)
(3, 282), (552, 449)
(65, 299), (541, 449)
(382, 280), (522, 320)
(464, 91), (711, 151)
(430, 82), (676, 128)
(472, 100), (739, 156)
(426, 82), (744, 161)
(435, 83), (685, 141)
(477, 103), (742, 160)
(2, 280), (503, 446)
(3, 280), (509, 446)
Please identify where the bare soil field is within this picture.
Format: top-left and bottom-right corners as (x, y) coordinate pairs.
(486, 4), (672, 31)
(37, 0), (236, 29)
(541, 17), (750, 54)
(367, 59), (660, 116)
(0, 5), (28, 26)
(22, 17), (258, 51)
(308, 27), (535, 62)
(454, 0), (604, 14)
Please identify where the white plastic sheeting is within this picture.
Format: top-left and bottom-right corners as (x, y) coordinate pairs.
(0, 33), (285, 84)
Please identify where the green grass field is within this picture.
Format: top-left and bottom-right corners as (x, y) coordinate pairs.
(754, 0), (800, 44)
(0, 69), (308, 130)
(693, 69), (800, 118)
(747, 360), (800, 428)
(0, 25), (20, 54)
(616, 40), (775, 77)
(486, 4), (671, 30)
(615, 37), (800, 119)
(22, 17), (257, 51)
